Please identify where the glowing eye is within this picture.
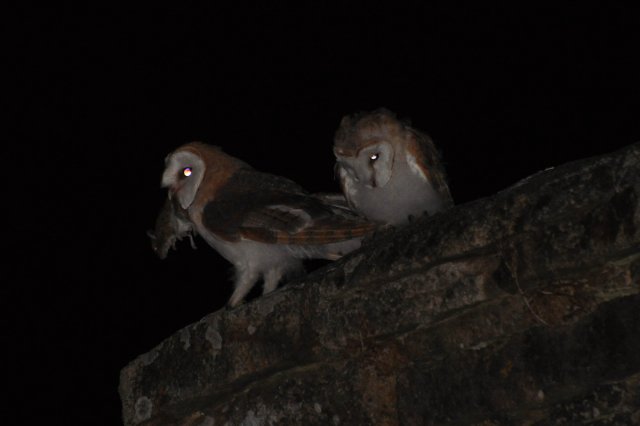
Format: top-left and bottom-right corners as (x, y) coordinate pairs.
(182, 167), (192, 177)
(370, 153), (379, 161)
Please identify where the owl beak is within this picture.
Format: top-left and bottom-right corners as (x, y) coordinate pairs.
(335, 161), (360, 183)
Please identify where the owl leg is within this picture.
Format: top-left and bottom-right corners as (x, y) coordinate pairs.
(263, 260), (304, 295)
(263, 268), (285, 295)
(227, 267), (259, 308)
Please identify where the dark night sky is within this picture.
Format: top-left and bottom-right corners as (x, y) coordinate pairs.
(10, 4), (640, 424)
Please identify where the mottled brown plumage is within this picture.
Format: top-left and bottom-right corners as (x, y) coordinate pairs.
(200, 168), (376, 244)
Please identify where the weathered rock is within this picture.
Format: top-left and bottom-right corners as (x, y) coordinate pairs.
(120, 142), (640, 425)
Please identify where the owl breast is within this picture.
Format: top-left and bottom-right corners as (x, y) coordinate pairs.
(342, 160), (444, 225)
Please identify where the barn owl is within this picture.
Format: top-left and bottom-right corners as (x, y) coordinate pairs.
(154, 142), (377, 308)
(333, 108), (454, 225)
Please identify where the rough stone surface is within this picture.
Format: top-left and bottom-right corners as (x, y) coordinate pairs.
(120, 143), (640, 425)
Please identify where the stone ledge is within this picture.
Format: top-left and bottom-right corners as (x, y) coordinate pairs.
(120, 142), (640, 425)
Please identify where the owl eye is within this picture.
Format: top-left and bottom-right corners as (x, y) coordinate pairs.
(182, 167), (193, 177)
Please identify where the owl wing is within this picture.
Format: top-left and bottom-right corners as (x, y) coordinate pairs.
(312, 192), (358, 215)
(410, 131), (455, 207)
(202, 170), (376, 244)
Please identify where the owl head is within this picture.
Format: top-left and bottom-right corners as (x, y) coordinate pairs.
(161, 142), (248, 210)
(333, 108), (414, 188)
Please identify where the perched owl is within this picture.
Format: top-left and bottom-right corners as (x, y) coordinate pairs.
(154, 142), (377, 308)
(333, 108), (454, 225)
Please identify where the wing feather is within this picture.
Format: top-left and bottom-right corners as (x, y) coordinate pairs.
(202, 170), (376, 244)
(410, 131), (454, 208)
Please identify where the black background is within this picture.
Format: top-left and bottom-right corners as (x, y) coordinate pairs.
(10, 4), (639, 424)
